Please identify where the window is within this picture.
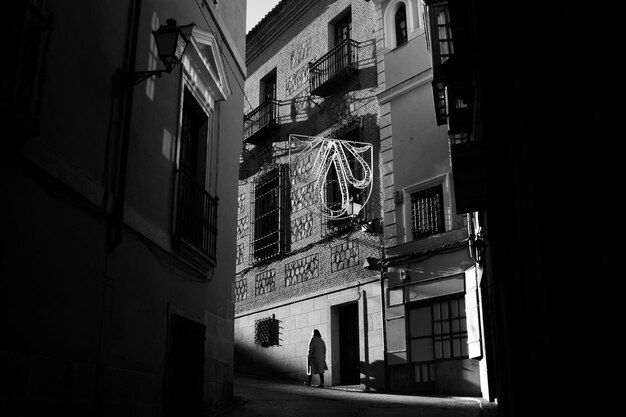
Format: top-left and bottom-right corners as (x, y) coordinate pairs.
(254, 315), (280, 347)
(334, 12), (352, 45)
(408, 296), (468, 383)
(172, 25), (231, 272)
(1, 0), (53, 137)
(324, 129), (365, 234)
(251, 165), (290, 263)
(259, 69), (278, 127)
(395, 4), (408, 46)
(174, 88), (218, 264)
(410, 184), (445, 239)
(243, 69), (279, 142)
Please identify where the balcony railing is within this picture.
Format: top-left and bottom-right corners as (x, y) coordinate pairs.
(243, 99), (280, 144)
(1, 1), (53, 137)
(174, 169), (218, 266)
(309, 39), (360, 97)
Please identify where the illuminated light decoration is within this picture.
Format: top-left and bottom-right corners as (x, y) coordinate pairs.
(289, 134), (373, 220)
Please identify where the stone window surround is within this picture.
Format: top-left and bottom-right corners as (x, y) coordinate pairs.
(381, 0), (424, 50)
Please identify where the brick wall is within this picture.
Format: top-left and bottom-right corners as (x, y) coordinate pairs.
(236, 0), (385, 389)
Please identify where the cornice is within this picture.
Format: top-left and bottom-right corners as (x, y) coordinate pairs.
(246, 0), (316, 65)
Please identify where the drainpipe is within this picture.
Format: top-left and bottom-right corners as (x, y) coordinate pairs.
(110, 0), (142, 250)
(379, 222), (390, 391)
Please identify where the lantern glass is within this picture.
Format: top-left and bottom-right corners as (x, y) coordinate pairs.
(153, 18), (188, 70)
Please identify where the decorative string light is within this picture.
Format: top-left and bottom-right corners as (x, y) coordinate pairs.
(289, 134), (373, 219)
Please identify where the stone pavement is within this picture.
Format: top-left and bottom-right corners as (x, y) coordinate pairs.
(213, 373), (498, 417)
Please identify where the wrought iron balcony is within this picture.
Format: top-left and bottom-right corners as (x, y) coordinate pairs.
(1, 0), (54, 138)
(309, 39), (360, 97)
(243, 99), (280, 144)
(173, 169), (218, 270)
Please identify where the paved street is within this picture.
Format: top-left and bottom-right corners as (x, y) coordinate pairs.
(214, 374), (498, 417)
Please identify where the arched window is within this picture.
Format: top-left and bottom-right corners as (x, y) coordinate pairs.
(395, 4), (408, 46)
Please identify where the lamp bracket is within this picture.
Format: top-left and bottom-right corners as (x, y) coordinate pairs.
(125, 68), (171, 86)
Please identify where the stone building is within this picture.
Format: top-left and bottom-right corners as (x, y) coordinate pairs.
(1, 0), (245, 415)
(235, 0), (486, 398)
(234, 0), (386, 390)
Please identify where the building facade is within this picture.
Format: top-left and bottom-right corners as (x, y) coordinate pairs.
(419, 1), (624, 416)
(1, 0), (245, 415)
(234, 0), (386, 390)
(234, 0), (486, 398)
(371, 0), (484, 396)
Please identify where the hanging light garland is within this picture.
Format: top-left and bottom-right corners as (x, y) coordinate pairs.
(289, 134), (373, 219)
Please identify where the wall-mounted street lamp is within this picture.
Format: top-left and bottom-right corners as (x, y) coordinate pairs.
(469, 233), (487, 265)
(127, 18), (189, 85)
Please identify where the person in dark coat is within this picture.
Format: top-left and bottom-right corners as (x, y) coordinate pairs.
(306, 329), (328, 387)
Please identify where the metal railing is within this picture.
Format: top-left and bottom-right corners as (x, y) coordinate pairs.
(175, 169), (218, 261)
(309, 39), (360, 94)
(1, 0), (53, 126)
(243, 99), (280, 141)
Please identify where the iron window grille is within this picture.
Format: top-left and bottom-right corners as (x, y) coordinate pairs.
(410, 184), (445, 239)
(250, 165), (290, 264)
(254, 315), (280, 347)
(323, 131), (366, 235)
(426, 2), (455, 126)
(1, 0), (54, 134)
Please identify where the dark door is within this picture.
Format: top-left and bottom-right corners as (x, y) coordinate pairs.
(164, 314), (205, 417)
(339, 303), (360, 385)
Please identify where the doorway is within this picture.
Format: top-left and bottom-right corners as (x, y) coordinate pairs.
(337, 302), (360, 385)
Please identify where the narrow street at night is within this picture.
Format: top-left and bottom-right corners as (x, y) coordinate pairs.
(215, 374), (497, 417)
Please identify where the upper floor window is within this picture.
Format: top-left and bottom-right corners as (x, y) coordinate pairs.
(172, 25), (231, 272)
(334, 12), (352, 45)
(1, 0), (53, 137)
(429, 4), (454, 65)
(410, 184), (445, 239)
(324, 129), (365, 234)
(395, 4), (408, 46)
(383, 0), (421, 49)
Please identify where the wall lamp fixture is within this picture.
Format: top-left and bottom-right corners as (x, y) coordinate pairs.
(469, 233), (487, 265)
(127, 18), (189, 86)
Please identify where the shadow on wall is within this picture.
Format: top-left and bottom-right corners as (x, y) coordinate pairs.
(360, 359), (386, 391)
(234, 341), (308, 382)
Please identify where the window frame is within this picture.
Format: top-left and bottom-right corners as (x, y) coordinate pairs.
(402, 174), (451, 243)
(395, 3), (408, 47)
(171, 26), (229, 271)
(383, 0), (423, 50)
(250, 165), (291, 264)
(405, 292), (468, 387)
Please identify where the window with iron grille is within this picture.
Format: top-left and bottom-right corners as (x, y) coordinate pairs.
(254, 315), (280, 347)
(410, 184), (444, 239)
(324, 129), (365, 235)
(251, 165), (290, 263)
